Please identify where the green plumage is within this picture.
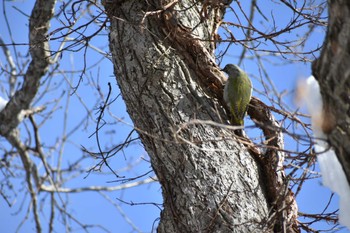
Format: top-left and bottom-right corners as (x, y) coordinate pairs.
(222, 64), (252, 126)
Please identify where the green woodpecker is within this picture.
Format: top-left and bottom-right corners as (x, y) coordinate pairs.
(222, 64), (252, 126)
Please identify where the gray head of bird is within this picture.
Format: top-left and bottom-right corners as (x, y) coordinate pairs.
(222, 64), (242, 80)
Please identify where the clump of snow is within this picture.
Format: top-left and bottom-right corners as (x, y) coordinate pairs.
(303, 76), (350, 229)
(0, 96), (8, 111)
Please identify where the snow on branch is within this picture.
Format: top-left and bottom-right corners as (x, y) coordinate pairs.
(303, 75), (350, 230)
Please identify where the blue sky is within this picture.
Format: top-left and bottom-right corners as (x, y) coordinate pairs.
(0, 1), (348, 233)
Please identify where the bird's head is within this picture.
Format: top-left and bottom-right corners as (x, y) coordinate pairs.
(222, 64), (242, 79)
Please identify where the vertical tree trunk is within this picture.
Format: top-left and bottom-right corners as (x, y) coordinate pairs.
(312, 0), (350, 184)
(103, 1), (273, 232)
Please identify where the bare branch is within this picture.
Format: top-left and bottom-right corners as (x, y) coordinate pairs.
(0, 0), (56, 136)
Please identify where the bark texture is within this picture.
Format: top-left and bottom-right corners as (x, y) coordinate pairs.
(312, 1), (350, 184)
(103, 0), (293, 232)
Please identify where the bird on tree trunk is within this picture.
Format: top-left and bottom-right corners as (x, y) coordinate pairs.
(222, 64), (253, 127)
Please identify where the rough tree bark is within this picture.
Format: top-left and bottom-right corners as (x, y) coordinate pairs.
(103, 0), (297, 232)
(312, 1), (350, 185)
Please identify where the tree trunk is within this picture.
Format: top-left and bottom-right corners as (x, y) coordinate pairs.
(312, 1), (350, 184)
(103, 1), (285, 232)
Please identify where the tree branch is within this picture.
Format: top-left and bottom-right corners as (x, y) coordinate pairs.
(0, 0), (56, 136)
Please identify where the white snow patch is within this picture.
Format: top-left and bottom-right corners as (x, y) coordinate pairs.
(0, 96), (8, 111)
(303, 76), (350, 229)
